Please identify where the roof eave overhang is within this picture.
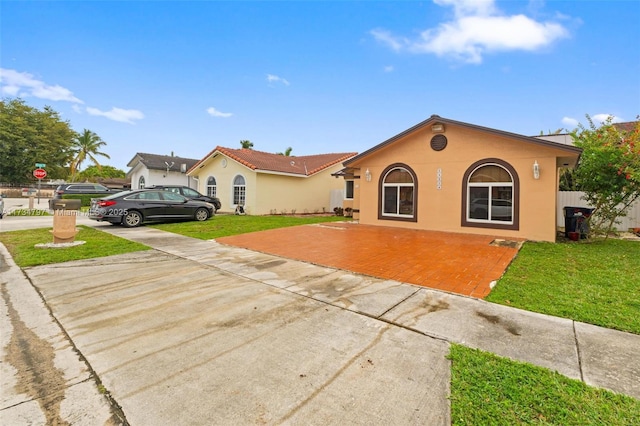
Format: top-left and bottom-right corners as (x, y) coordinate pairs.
(344, 115), (583, 166)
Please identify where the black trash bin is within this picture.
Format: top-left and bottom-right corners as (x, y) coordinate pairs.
(563, 207), (594, 239)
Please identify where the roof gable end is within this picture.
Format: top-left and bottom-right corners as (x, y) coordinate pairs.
(344, 115), (582, 166)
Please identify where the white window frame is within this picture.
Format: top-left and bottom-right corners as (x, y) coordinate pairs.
(232, 174), (246, 206)
(206, 176), (217, 198)
(381, 167), (414, 218)
(466, 163), (514, 225)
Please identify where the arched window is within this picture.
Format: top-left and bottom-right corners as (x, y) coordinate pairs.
(233, 175), (246, 206)
(379, 165), (417, 221)
(206, 176), (217, 197)
(138, 176), (145, 189)
(462, 159), (519, 230)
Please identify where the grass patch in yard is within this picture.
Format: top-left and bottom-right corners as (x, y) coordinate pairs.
(486, 239), (640, 334)
(449, 344), (640, 425)
(0, 226), (150, 268)
(151, 214), (350, 239)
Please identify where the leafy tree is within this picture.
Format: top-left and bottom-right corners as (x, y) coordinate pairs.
(0, 98), (75, 183)
(240, 140), (253, 149)
(571, 116), (640, 239)
(69, 129), (111, 181)
(76, 165), (125, 181)
(559, 168), (578, 191)
(277, 147), (293, 156)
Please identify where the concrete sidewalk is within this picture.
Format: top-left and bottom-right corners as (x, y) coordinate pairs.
(2, 225), (639, 424)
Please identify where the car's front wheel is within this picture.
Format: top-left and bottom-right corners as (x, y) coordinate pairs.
(123, 210), (143, 227)
(194, 207), (209, 222)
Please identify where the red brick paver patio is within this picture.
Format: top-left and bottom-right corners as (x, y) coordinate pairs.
(217, 222), (522, 298)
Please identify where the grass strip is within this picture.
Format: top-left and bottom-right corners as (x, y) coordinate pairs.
(150, 214), (349, 239)
(449, 344), (640, 425)
(0, 226), (150, 267)
(486, 239), (640, 334)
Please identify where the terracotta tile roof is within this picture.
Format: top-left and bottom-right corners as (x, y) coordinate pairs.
(613, 121), (638, 133)
(127, 153), (200, 171)
(191, 147), (357, 176)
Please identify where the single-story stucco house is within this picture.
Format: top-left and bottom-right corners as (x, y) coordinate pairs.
(127, 153), (200, 190)
(337, 115), (583, 242)
(187, 147), (357, 215)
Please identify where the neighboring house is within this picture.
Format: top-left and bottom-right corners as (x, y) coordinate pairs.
(95, 177), (131, 190)
(338, 115), (582, 242)
(127, 153), (200, 190)
(187, 147), (357, 215)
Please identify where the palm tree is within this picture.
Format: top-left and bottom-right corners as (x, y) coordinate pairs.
(240, 140), (254, 149)
(69, 129), (111, 181)
(277, 147), (293, 156)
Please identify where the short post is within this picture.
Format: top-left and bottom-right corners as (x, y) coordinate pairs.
(51, 199), (82, 244)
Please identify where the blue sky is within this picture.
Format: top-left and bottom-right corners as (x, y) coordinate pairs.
(2, 0), (639, 171)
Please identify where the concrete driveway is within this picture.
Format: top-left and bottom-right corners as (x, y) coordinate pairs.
(19, 239), (451, 425)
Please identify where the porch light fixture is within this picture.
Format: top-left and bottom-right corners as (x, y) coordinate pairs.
(533, 161), (540, 180)
(365, 168), (372, 182)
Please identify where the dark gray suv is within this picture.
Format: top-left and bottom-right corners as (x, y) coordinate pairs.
(145, 185), (221, 212)
(49, 183), (121, 208)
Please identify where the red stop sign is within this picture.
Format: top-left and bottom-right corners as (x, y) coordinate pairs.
(33, 168), (47, 179)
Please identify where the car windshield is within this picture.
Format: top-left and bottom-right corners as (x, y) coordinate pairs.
(182, 188), (201, 197)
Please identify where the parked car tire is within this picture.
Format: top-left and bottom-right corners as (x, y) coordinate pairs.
(123, 210), (143, 227)
(194, 207), (210, 222)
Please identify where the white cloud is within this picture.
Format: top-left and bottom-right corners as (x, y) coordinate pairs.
(561, 117), (579, 128)
(591, 114), (624, 124)
(0, 68), (83, 103)
(86, 106), (144, 124)
(371, 0), (569, 64)
(206, 107), (233, 118)
(562, 114), (624, 129)
(383, 65), (395, 73)
(267, 74), (290, 86)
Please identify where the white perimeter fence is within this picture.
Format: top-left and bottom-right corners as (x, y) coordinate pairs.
(557, 191), (640, 230)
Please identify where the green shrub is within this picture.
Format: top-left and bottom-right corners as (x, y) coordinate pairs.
(61, 193), (106, 206)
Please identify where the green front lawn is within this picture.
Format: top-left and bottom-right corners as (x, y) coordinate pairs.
(150, 213), (349, 239)
(0, 226), (149, 267)
(449, 345), (640, 425)
(486, 239), (640, 334)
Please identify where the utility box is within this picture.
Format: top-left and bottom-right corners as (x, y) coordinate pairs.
(51, 199), (82, 244)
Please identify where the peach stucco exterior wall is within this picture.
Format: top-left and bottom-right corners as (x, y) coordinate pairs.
(191, 154), (346, 215)
(350, 124), (576, 242)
